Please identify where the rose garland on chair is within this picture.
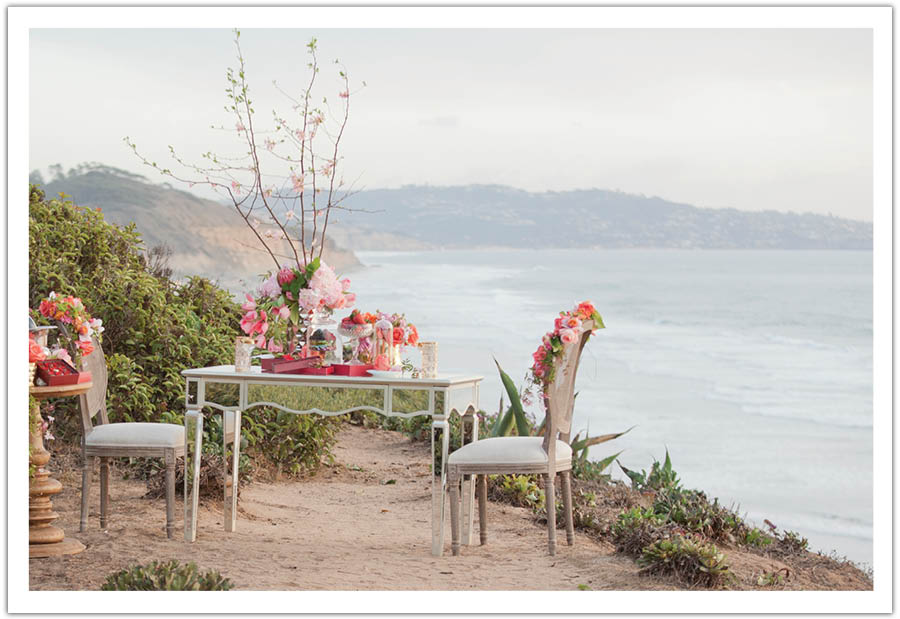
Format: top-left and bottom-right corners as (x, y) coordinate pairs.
(529, 301), (604, 391)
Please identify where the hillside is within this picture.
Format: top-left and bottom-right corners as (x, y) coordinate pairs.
(328, 185), (872, 250)
(39, 166), (360, 294)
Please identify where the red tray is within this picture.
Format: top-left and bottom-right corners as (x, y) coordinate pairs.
(260, 356), (318, 374)
(298, 366), (334, 375)
(36, 359), (92, 386)
(332, 364), (373, 376)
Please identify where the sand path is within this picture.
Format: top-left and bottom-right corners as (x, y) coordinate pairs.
(30, 424), (658, 591)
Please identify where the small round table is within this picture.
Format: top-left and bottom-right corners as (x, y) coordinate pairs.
(29, 382), (92, 558)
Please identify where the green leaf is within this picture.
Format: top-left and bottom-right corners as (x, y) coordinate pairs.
(594, 450), (624, 474)
(571, 426), (635, 452)
(305, 256), (320, 280)
(489, 407), (514, 437)
(617, 460), (645, 488)
(493, 358), (530, 436)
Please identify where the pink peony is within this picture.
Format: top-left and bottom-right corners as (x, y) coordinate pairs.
(277, 266), (295, 286)
(297, 288), (322, 312)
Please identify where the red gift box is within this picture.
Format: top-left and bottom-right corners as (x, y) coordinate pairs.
(332, 363), (373, 377)
(298, 366), (334, 375)
(36, 359), (92, 386)
(260, 356), (319, 374)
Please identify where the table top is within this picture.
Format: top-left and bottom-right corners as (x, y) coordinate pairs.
(182, 365), (483, 388)
(30, 382), (93, 400)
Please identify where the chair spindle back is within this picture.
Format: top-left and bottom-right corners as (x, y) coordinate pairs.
(78, 337), (109, 432)
(542, 320), (593, 453)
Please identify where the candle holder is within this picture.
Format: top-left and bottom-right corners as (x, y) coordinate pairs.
(419, 341), (438, 378)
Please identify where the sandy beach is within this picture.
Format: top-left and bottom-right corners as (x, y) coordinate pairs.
(29, 424), (870, 592)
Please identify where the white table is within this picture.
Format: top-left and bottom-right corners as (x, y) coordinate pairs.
(181, 365), (483, 556)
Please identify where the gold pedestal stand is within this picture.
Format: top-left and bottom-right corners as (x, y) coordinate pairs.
(29, 382), (92, 558)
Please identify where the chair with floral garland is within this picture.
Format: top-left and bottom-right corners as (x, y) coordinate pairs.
(77, 337), (188, 539)
(447, 317), (596, 556)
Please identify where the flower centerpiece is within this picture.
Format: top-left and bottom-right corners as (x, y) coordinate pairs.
(240, 257), (355, 365)
(35, 292), (104, 368)
(529, 301), (604, 390)
(372, 311), (419, 370)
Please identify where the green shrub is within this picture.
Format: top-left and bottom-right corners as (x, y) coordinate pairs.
(101, 560), (233, 591)
(29, 185), (239, 432)
(489, 474), (545, 511)
(618, 449), (680, 493)
(651, 487), (748, 543)
(610, 506), (668, 556)
(29, 185), (340, 480)
(743, 527), (774, 548)
(775, 530), (809, 555)
(638, 534), (733, 589)
(757, 568), (790, 587)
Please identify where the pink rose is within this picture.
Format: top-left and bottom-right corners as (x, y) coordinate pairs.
(559, 328), (578, 345)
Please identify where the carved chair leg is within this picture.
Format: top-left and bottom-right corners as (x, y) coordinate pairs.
(99, 457), (110, 530)
(165, 450), (176, 539)
(544, 473), (557, 556)
(449, 471), (461, 556)
(80, 455), (95, 532)
(562, 470), (575, 546)
(477, 474), (488, 545)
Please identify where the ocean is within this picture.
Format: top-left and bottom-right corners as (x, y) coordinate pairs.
(349, 248), (873, 566)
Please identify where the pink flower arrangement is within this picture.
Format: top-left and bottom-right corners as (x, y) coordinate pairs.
(240, 257), (355, 354)
(529, 301), (605, 390)
(36, 292), (104, 360)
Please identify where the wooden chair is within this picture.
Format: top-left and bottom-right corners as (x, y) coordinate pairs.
(77, 338), (186, 539)
(447, 319), (594, 556)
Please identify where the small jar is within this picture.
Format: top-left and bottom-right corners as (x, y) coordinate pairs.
(307, 311), (342, 365)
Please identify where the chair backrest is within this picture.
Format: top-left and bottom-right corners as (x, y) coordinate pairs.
(78, 336), (109, 433)
(542, 320), (593, 459)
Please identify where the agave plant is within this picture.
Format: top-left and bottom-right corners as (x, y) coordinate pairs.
(490, 359), (632, 479)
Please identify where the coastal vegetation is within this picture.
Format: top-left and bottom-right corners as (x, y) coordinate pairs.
(28, 187), (871, 591)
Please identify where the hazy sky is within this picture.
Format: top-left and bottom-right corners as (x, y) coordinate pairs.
(29, 27), (873, 220)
